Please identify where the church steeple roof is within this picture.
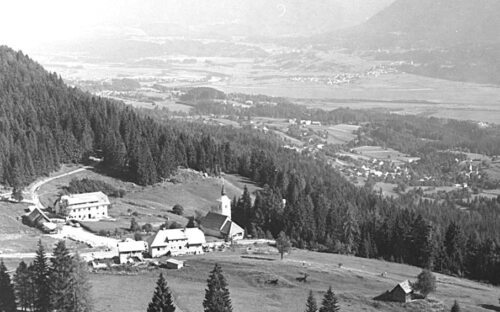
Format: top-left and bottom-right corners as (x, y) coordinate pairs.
(221, 182), (226, 196)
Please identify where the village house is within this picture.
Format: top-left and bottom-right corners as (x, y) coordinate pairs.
(117, 238), (148, 264)
(200, 212), (244, 241)
(57, 191), (110, 221)
(23, 207), (57, 233)
(148, 228), (206, 258)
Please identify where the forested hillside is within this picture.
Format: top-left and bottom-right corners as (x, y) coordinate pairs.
(0, 46), (499, 285)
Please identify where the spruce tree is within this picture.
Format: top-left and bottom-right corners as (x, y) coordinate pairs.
(14, 260), (31, 311)
(319, 286), (340, 312)
(305, 290), (318, 312)
(51, 241), (73, 311)
(0, 260), (17, 312)
(67, 253), (93, 312)
(203, 264), (232, 312)
(147, 273), (176, 312)
(33, 240), (52, 312)
(450, 300), (461, 312)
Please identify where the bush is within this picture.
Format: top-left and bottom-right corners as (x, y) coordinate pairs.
(172, 204), (184, 216)
(413, 269), (436, 298)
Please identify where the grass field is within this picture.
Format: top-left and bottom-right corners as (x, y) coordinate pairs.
(352, 146), (418, 164)
(0, 201), (86, 254)
(36, 166), (258, 234)
(89, 248), (500, 312)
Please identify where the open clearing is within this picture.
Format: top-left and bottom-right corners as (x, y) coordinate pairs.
(352, 146), (418, 163)
(89, 248), (500, 312)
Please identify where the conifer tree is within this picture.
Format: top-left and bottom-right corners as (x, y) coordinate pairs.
(305, 290), (318, 312)
(147, 273), (176, 312)
(33, 240), (52, 312)
(67, 253), (93, 312)
(319, 286), (340, 312)
(50, 241), (73, 311)
(14, 260), (32, 311)
(203, 264), (232, 312)
(0, 260), (17, 312)
(450, 300), (461, 312)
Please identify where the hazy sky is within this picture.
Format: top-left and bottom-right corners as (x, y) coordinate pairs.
(0, 0), (394, 51)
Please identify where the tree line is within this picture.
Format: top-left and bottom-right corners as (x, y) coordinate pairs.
(0, 240), (92, 312)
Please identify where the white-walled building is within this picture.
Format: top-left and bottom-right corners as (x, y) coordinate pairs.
(58, 192), (110, 221)
(217, 185), (232, 219)
(117, 239), (148, 264)
(148, 228), (206, 258)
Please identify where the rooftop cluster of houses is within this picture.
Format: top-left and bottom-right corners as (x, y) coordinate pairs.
(115, 185), (244, 264)
(289, 65), (397, 87)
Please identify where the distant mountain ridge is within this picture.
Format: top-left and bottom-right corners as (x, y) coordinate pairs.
(344, 0), (500, 49)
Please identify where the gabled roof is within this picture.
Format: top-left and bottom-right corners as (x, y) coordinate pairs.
(118, 239), (148, 253)
(395, 280), (413, 294)
(149, 228), (206, 248)
(25, 207), (50, 224)
(200, 212), (229, 231)
(227, 221), (244, 237)
(61, 192), (110, 209)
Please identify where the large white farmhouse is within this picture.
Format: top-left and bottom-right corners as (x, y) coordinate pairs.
(147, 228), (206, 258)
(57, 192), (110, 221)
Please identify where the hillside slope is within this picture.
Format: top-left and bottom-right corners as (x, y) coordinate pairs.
(346, 0), (500, 49)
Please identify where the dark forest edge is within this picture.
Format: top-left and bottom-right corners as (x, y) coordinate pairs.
(0, 46), (499, 285)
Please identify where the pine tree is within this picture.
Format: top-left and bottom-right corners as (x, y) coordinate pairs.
(450, 300), (461, 312)
(33, 240), (52, 312)
(0, 260), (17, 312)
(147, 273), (176, 312)
(319, 286), (340, 312)
(14, 260), (32, 311)
(67, 253), (93, 312)
(50, 241), (73, 311)
(305, 290), (318, 312)
(203, 264), (232, 312)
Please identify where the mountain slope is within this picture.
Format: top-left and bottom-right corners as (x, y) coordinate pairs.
(348, 0), (500, 49)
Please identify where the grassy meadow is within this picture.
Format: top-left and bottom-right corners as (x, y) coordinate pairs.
(90, 248), (500, 312)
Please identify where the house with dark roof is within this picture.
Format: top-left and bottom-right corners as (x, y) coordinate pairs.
(374, 280), (414, 303)
(200, 212), (244, 241)
(22, 207), (57, 233)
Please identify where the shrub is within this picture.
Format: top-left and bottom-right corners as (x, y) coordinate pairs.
(172, 204), (184, 216)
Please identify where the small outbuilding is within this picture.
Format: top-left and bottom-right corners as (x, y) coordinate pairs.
(165, 258), (184, 270)
(117, 239), (148, 264)
(374, 280), (413, 303)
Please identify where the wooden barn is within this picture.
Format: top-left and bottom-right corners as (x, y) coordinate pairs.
(374, 280), (413, 303)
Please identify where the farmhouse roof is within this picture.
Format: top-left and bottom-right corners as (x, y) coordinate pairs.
(117, 239), (148, 253)
(395, 280), (413, 294)
(25, 207), (51, 224)
(200, 212), (229, 231)
(149, 228), (206, 248)
(61, 192), (110, 209)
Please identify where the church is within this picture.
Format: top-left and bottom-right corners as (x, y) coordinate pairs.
(200, 183), (244, 241)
